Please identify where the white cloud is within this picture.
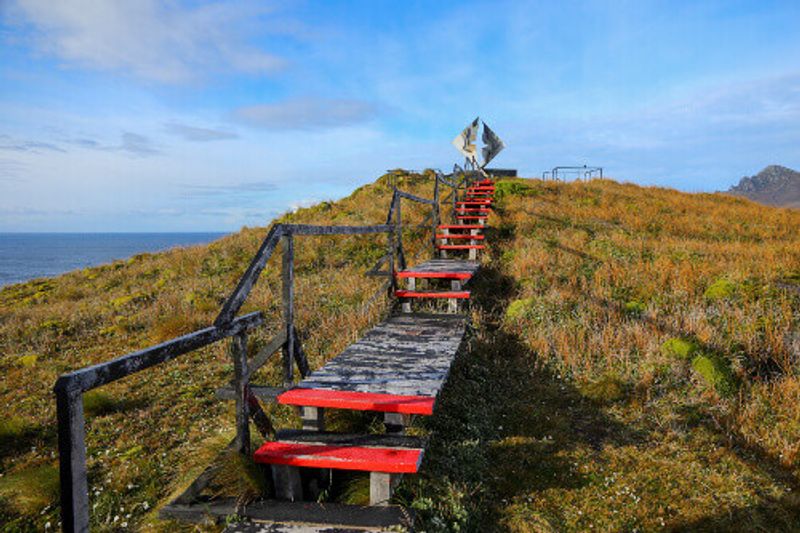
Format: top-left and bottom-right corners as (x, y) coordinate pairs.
(233, 98), (380, 130)
(7, 0), (285, 83)
(164, 123), (238, 142)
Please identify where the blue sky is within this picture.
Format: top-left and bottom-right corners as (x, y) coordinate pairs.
(1, 0), (799, 231)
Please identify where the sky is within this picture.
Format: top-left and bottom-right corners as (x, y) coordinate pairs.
(1, 0), (799, 232)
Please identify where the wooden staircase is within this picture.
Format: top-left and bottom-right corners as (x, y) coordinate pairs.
(251, 177), (496, 514)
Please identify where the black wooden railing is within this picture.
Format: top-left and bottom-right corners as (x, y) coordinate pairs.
(54, 171), (477, 532)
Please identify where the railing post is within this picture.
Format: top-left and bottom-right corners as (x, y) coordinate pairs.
(281, 233), (295, 386)
(433, 177), (440, 255)
(231, 331), (250, 455)
(387, 194), (397, 293)
(55, 383), (89, 533)
(394, 190), (406, 271)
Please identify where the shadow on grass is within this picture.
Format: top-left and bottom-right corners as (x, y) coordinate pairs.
(402, 223), (644, 530)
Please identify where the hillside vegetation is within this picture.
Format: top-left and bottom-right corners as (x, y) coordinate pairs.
(1, 173), (800, 532)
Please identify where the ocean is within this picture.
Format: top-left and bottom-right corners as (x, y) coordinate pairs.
(0, 232), (226, 288)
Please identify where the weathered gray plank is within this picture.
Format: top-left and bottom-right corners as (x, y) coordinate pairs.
(249, 331), (287, 378)
(294, 314), (466, 397)
(161, 498), (410, 529)
(399, 259), (480, 276)
(275, 429), (424, 449)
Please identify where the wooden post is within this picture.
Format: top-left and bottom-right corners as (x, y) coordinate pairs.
(384, 413), (410, 434)
(402, 278), (414, 313)
(273, 465), (303, 502)
(370, 472), (400, 506)
(387, 193), (397, 294)
(469, 228), (478, 261)
(55, 385), (89, 533)
(395, 193), (406, 270)
(432, 177), (440, 256)
(449, 280), (461, 313)
(300, 406), (325, 431)
(281, 234), (295, 386)
(231, 332), (250, 455)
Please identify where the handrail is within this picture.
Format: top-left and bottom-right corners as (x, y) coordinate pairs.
(54, 311), (264, 532)
(54, 171), (445, 532)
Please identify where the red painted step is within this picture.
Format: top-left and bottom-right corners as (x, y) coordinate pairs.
(437, 224), (485, 229)
(395, 289), (471, 299)
(254, 442), (423, 473)
(456, 215), (489, 220)
(396, 271), (473, 280)
(455, 208), (491, 214)
(456, 200), (492, 204)
(436, 233), (484, 239)
(437, 244), (485, 250)
(468, 187), (495, 191)
(279, 388), (435, 415)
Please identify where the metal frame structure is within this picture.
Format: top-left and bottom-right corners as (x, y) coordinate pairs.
(542, 165), (603, 181)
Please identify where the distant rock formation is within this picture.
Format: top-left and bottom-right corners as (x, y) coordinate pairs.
(728, 165), (800, 208)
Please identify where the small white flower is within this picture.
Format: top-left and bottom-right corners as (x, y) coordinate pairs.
(44, 522), (51, 529)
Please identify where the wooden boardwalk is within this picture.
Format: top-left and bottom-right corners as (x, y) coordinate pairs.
(283, 313), (467, 398)
(251, 177), (496, 522)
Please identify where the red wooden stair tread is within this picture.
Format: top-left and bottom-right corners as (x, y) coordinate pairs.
(436, 244), (485, 250)
(395, 289), (471, 299)
(436, 234), (484, 239)
(437, 224), (485, 229)
(396, 271), (473, 279)
(254, 441), (423, 473)
(279, 388), (435, 415)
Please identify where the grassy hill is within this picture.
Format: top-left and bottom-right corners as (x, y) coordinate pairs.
(2, 173), (800, 531)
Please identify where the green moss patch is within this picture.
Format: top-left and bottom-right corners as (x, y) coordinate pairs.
(660, 338), (700, 360)
(623, 300), (646, 317)
(704, 278), (736, 300)
(506, 298), (534, 321)
(691, 354), (737, 397)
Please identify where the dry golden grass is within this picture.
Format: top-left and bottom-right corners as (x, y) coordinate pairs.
(2, 172), (799, 531)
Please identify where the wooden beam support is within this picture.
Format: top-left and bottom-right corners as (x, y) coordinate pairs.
(281, 234), (295, 386)
(231, 332), (250, 455)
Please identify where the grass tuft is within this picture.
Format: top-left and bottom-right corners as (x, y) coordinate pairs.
(580, 373), (628, 404)
(210, 450), (269, 504)
(82, 390), (125, 417)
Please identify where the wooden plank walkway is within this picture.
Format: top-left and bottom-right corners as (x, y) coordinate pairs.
(281, 313), (467, 399)
(396, 258), (480, 279)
